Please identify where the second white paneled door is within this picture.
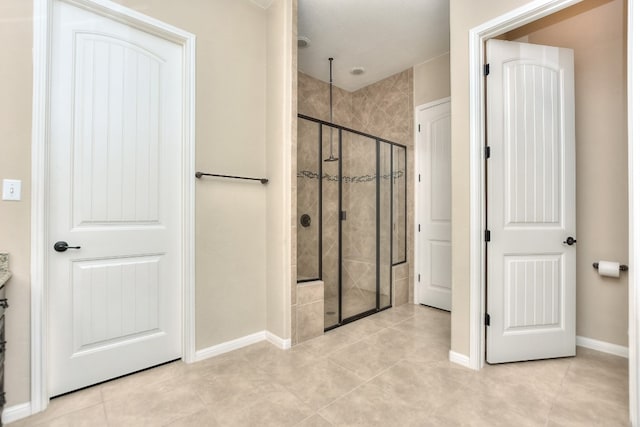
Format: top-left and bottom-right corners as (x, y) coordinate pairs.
(486, 39), (576, 364)
(48, 0), (184, 396)
(416, 100), (452, 311)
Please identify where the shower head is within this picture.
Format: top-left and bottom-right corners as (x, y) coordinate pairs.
(324, 154), (339, 162)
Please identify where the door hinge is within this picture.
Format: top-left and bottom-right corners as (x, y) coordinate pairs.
(340, 210), (347, 221)
(484, 63), (490, 76)
(485, 313), (491, 326)
(418, 224), (421, 232)
(418, 174), (421, 182)
(418, 274), (421, 282)
(485, 146), (491, 159)
(418, 124), (421, 132)
(484, 230), (491, 242)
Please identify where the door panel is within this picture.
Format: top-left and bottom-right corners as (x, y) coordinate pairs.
(72, 256), (162, 352)
(504, 62), (561, 226)
(417, 101), (452, 311)
(486, 39), (576, 364)
(504, 256), (561, 330)
(49, 0), (183, 395)
(430, 241), (452, 292)
(74, 34), (162, 226)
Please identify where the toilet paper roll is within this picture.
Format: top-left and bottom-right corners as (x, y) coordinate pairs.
(597, 260), (620, 278)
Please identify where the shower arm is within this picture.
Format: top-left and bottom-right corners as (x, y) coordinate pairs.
(329, 57), (334, 125)
(329, 58), (335, 159)
(323, 57), (338, 162)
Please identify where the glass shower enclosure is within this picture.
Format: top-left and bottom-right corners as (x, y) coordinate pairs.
(296, 115), (407, 330)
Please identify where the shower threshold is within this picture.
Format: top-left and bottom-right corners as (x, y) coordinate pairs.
(324, 305), (392, 332)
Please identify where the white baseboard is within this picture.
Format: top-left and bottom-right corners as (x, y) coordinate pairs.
(2, 402), (32, 424)
(194, 330), (291, 362)
(577, 335), (629, 359)
(3, 332), (290, 423)
(3, 331), (290, 422)
(194, 331), (266, 362)
(266, 331), (291, 350)
(446, 337), (627, 370)
(449, 350), (472, 368)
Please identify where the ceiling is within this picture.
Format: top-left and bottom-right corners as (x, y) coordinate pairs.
(297, 0), (450, 92)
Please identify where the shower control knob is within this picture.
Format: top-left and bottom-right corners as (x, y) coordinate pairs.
(563, 236), (577, 246)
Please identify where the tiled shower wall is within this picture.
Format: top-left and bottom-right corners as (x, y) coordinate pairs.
(351, 70), (414, 306)
(294, 69), (414, 343)
(297, 72), (354, 323)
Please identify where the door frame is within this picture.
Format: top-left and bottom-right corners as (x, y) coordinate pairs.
(469, 0), (637, 424)
(413, 97), (451, 306)
(627, 0), (640, 424)
(30, 0), (196, 414)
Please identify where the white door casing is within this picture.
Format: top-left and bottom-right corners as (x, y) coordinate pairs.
(36, 0), (195, 398)
(486, 39), (576, 364)
(629, 1), (640, 424)
(416, 100), (452, 311)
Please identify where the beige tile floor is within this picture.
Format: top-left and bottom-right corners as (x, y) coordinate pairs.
(11, 304), (629, 426)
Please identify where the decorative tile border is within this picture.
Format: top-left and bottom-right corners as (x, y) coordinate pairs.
(297, 170), (404, 183)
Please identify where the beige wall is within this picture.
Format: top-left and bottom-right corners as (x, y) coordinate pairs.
(414, 53), (451, 107)
(451, 0), (628, 356)
(266, 0), (294, 339)
(504, 0), (628, 346)
(450, 0), (546, 356)
(0, 0), (287, 407)
(114, 0), (269, 349)
(0, 0), (34, 408)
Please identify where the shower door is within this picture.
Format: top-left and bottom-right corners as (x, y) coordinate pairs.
(297, 115), (406, 330)
(340, 132), (378, 321)
(379, 142), (393, 309)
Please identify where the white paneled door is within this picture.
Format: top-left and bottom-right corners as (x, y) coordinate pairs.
(486, 39), (576, 364)
(48, 1), (183, 396)
(417, 100), (452, 311)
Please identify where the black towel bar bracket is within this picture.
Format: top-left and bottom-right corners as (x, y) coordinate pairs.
(592, 262), (628, 271)
(195, 172), (268, 184)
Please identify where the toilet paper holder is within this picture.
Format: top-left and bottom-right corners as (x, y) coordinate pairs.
(592, 262), (628, 271)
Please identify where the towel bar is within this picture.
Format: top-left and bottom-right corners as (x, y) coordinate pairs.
(195, 172), (268, 184)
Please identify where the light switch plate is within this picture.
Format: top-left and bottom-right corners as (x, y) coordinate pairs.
(2, 179), (21, 201)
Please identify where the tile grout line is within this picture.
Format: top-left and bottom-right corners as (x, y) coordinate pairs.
(314, 321), (415, 416)
(294, 412), (336, 427)
(310, 312), (415, 413)
(543, 359), (573, 426)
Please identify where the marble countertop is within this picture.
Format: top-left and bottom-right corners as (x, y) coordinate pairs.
(0, 253), (9, 287)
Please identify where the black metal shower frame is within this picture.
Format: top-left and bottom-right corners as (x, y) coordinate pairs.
(297, 114), (408, 331)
